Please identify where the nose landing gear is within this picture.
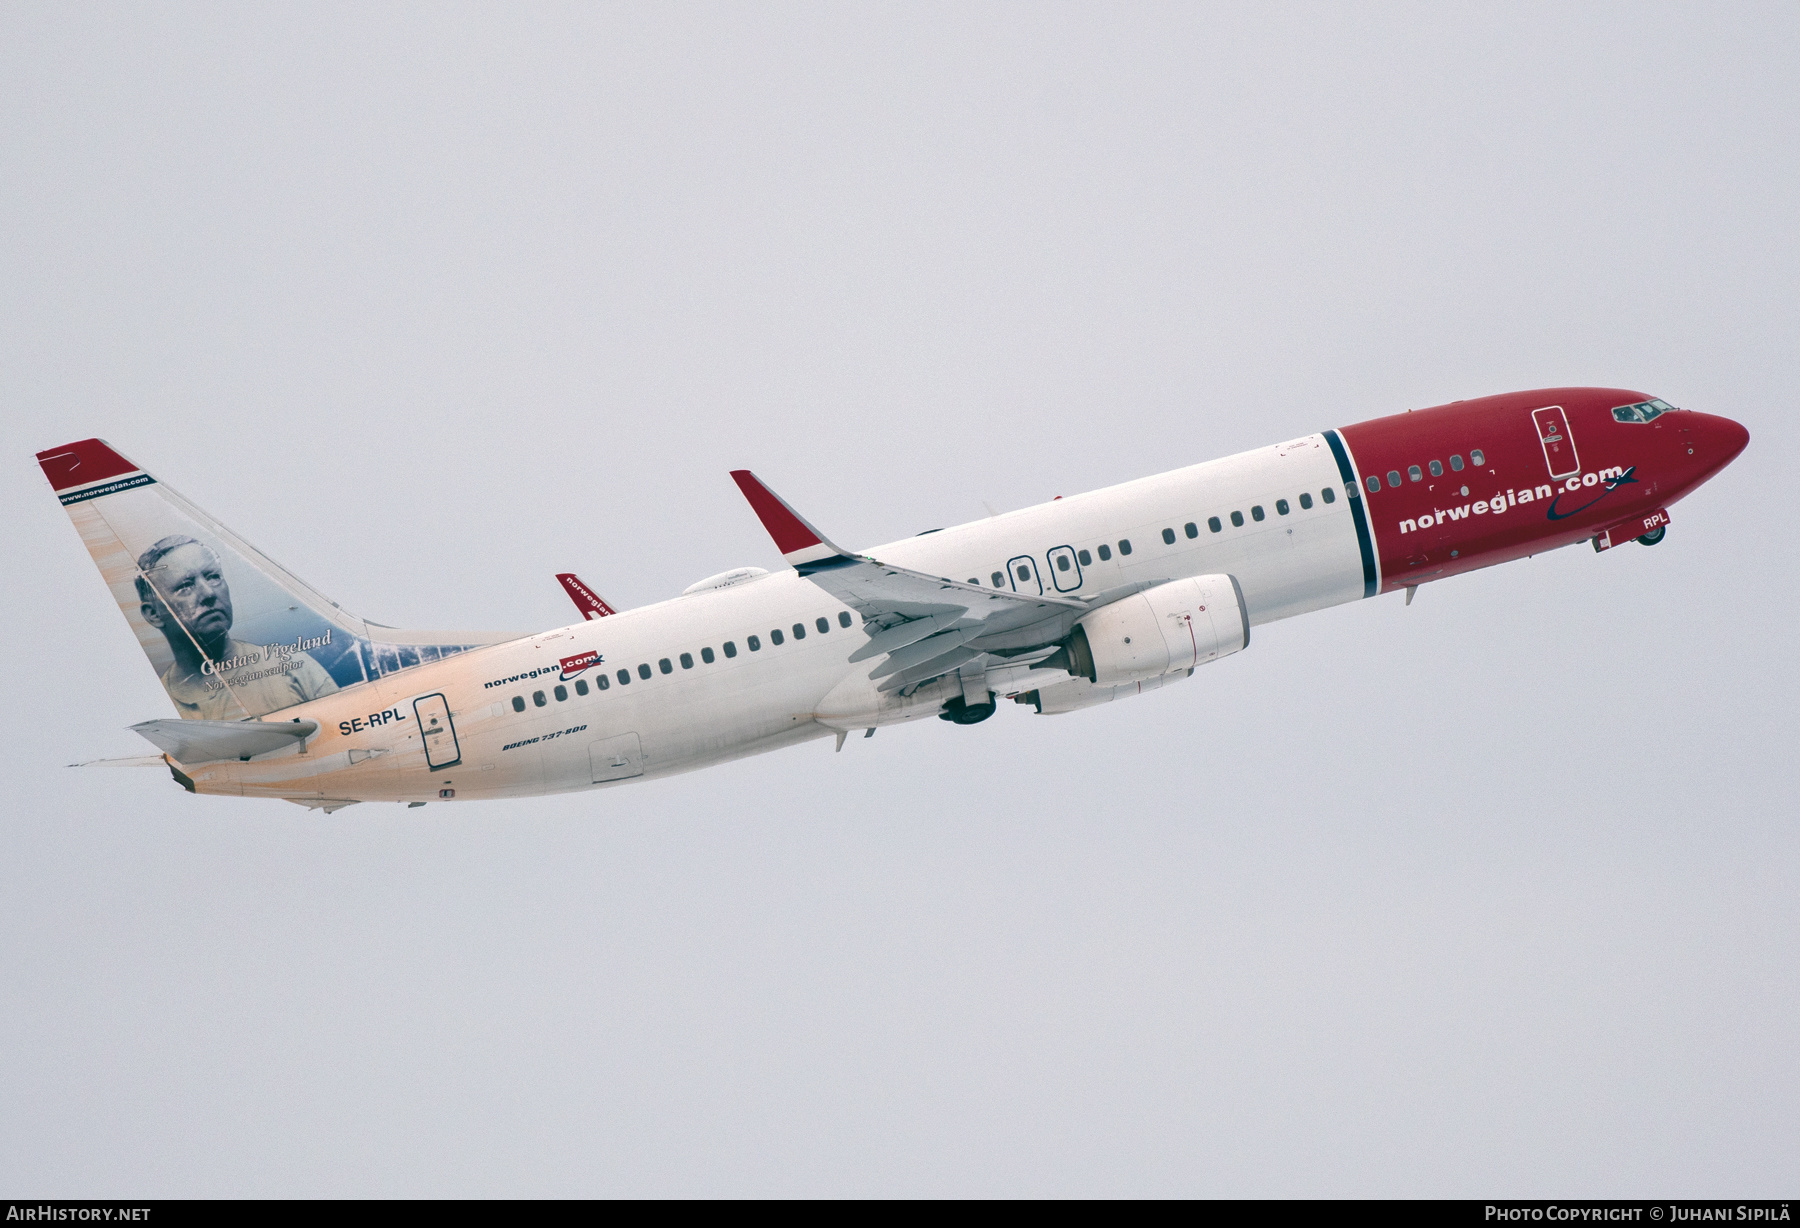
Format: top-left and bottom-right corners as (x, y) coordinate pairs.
(1637, 527), (1667, 546)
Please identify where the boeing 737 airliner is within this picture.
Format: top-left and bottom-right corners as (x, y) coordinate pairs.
(39, 387), (1747, 811)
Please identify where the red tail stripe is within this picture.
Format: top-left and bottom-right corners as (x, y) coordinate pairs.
(36, 439), (139, 492)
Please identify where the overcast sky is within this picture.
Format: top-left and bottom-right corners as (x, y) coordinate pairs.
(3, 2), (1796, 1197)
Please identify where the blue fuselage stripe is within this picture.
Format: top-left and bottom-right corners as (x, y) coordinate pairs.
(1324, 430), (1378, 598)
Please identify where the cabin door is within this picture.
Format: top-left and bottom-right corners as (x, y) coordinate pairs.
(412, 693), (462, 770)
(1532, 406), (1581, 480)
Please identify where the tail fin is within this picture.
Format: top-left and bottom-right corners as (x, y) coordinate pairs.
(37, 439), (521, 720)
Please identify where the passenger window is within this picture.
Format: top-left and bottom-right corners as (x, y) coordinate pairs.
(1118, 539), (1132, 555)
(793, 623), (806, 640)
(533, 690), (547, 707)
(1161, 528), (1176, 545)
(1366, 475), (1381, 493)
(1251, 505), (1265, 521)
(701, 646), (715, 663)
(1184, 522), (1198, 538)
(1449, 454), (1464, 471)
(659, 658), (673, 674)
(1230, 510), (1244, 527)
(748, 635), (761, 651)
(679, 652), (693, 669)
(1322, 486), (1336, 504)
(966, 578), (979, 585)
(1299, 492), (1313, 509)
(991, 571), (1005, 587)
(771, 629), (784, 645)
(1387, 471), (1402, 488)
(1276, 499), (1289, 515)
(1208, 517), (1222, 533)
(1098, 544), (1112, 560)
(1408, 465), (1422, 482)
(1429, 460), (1443, 477)
(1471, 449), (1486, 465)
(723, 641), (737, 658)
(554, 684), (568, 701)
(618, 669), (631, 685)
(575, 679), (589, 696)
(1077, 549), (1092, 565)
(1016, 565), (1031, 581)
(1055, 554), (1071, 571)
(512, 696), (526, 713)
(638, 663), (652, 680)
(816, 617), (829, 633)
(838, 612), (852, 628)
(596, 675), (609, 690)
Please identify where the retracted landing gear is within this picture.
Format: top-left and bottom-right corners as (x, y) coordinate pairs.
(939, 694), (997, 725)
(1637, 526), (1667, 546)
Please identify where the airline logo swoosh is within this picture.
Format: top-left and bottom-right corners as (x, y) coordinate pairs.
(1546, 466), (1638, 521)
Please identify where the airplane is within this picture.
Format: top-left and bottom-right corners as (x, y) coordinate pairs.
(37, 387), (1747, 812)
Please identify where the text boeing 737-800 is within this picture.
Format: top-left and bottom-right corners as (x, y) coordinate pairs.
(38, 387), (1747, 812)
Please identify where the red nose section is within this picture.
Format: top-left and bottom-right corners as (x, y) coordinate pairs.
(1690, 412), (1750, 473)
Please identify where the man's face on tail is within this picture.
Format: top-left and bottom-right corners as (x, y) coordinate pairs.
(142, 542), (233, 647)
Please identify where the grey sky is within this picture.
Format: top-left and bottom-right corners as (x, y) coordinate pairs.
(2, 2), (1795, 1196)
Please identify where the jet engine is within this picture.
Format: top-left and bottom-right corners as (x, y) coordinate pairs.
(1013, 668), (1192, 715)
(1064, 573), (1248, 686)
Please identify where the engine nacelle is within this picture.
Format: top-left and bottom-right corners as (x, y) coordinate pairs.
(1066, 574), (1248, 686)
(1014, 668), (1192, 715)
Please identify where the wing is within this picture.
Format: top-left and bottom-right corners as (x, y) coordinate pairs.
(729, 471), (1159, 693)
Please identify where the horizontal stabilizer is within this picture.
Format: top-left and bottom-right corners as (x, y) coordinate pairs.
(132, 718), (318, 765)
(68, 755), (168, 768)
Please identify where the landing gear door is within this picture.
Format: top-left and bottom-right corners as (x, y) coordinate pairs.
(413, 693), (461, 770)
(1532, 406), (1581, 480)
(1006, 555), (1043, 595)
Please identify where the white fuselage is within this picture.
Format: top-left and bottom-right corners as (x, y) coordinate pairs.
(192, 435), (1364, 805)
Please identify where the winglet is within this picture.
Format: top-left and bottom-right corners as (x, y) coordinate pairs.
(730, 470), (850, 567)
(556, 573), (618, 619)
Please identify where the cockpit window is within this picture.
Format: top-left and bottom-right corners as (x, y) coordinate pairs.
(1613, 398), (1675, 423)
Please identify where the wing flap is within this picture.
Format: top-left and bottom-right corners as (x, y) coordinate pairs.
(867, 627), (981, 680)
(876, 645), (984, 693)
(846, 610), (965, 662)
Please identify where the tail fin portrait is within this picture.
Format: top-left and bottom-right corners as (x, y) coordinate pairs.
(37, 439), (517, 721)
